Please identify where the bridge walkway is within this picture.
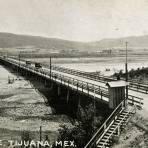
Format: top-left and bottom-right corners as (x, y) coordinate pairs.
(2, 57), (109, 103)
(45, 66), (145, 108)
(1, 57), (143, 108)
(44, 64), (146, 109)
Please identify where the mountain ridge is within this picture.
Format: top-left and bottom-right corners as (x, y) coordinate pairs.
(0, 32), (148, 51)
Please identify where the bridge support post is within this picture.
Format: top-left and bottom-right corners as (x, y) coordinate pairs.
(25, 69), (28, 78)
(39, 126), (42, 148)
(44, 79), (47, 86)
(77, 93), (81, 117)
(58, 85), (61, 96)
(87, 83), (89, 95)
(101, 91), (102, 100)
(67, 89), (70, 103)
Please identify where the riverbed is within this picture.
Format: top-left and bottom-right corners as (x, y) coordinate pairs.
(0, 65), (71, 142)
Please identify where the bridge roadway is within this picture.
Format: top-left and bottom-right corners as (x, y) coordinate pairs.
(47, 66), (146, 107)
(51, 66), (146, 108)
(8, 56), (148, 94)
(0, 57), (144, 107)
(44, 63), (146, 108)
(1, 57), (109, 103)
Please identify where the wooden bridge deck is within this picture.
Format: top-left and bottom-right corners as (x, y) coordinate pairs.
(0, 56), (144, 108)
(2, 57), (109, 103)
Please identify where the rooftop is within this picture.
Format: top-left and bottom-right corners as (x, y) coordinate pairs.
(106, 80), (128, 88)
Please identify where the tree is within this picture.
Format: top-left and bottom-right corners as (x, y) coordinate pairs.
(55, 104), (102, 148)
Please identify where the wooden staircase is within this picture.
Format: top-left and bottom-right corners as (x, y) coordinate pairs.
(96, 107), (135, 148)
(84, 100), (138, 148)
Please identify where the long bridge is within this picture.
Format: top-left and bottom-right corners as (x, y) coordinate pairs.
(0, 56), (145, 148)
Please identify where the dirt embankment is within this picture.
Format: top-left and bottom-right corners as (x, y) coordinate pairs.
(113, 109), (148, 148)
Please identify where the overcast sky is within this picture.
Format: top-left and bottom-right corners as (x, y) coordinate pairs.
(0, 0), (148, 41)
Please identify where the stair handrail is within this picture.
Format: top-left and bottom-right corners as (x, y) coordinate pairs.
(84, 100), (125, 148)
(101, 105), (136, 148)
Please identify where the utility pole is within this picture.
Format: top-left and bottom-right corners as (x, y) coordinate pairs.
(93, 86), (96, 132)
(39, 126), (42, 148)
(50, 57), (51, 80)
(22, 131), (24, 148)
(19, 52), (21, 68)
(17, 51), (21, 78)
(125, 42), (128, 106)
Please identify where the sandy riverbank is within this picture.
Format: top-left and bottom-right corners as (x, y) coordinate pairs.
(0, 65), (71, 142)
(113, 108), (148, 148)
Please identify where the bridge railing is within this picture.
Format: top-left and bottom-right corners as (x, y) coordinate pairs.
(53, 65), (148, 94)
(7, 56), (148, 93)
(7, 56), (148, 84)
(50, 64), (112, 83)
(9, 58), (109, 100)
(128, 94), (143, 109)
(7, 56), (109, 83)
(129, 82), (148, 93)
(43, 63), (148, 94)
(42, 68), (109, 99)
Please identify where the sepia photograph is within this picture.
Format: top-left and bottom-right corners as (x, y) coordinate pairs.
(0, 0), (147, 147)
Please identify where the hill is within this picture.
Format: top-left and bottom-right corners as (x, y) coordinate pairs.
(0, 32), (94, 51)
(0, 32), (148, 51)
(93, 35), (148, 49)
